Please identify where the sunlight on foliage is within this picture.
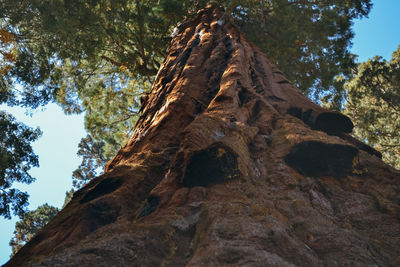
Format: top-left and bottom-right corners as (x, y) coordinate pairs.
(345, 45), (400, 169)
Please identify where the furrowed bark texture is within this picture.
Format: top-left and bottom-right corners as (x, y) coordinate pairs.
(6, 7), (400, 267)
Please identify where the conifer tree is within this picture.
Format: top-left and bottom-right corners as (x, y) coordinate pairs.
(9, 190), (73, 256)
(345, 45), (400, 169)
(9, 204), (59, 256)
(0, 0), (374, 205)
(1, 27), (41, 219)
(0, 112), (41, 219)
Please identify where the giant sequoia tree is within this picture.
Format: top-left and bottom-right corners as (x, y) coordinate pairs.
(6, 6), (399, 266)
(0, 0), (374, 194)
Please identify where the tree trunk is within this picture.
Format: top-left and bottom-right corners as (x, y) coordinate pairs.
(6, 6), (400, 267)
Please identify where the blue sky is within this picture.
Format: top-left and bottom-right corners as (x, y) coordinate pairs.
(352, 0), (400, 62)
(0, 104), (85, 263)
(1, 1), (400, 264)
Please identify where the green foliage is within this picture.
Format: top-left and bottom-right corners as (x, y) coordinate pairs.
(71, 75), (151, 188)
(62, 189), (74, 208)
(9, 203), (59, 256)
(1, 0), (373, 105)
(1, 0), (188, 107)
(81, 76), (152, 158)
(1, 0), (372, 99)
(1, 0), (177, 188)
(1, 25), (42, 219)
(230, 0), (371, 104)
(0, 111), (41, 219)
(72, 135), (107, 189)
(345, 45), (400, 169)
(1, 0), (372, 188)
(9, 189), (75, 256)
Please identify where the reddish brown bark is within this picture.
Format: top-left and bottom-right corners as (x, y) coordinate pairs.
(6, 6), (399, 266)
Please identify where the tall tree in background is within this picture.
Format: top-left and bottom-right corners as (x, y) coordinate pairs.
(8, 204), (59, 256)
(72, 135), (108, 188)
(0, 0), (372, 193)
(1, 27), (41, 218)
(8, 190), (73, 257)
(0, 112), (41, 219)
(1, 27), (41, 219)
(345, 45), (400, 169)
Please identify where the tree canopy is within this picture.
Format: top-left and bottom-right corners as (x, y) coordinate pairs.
(1, 0), (372, 104)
